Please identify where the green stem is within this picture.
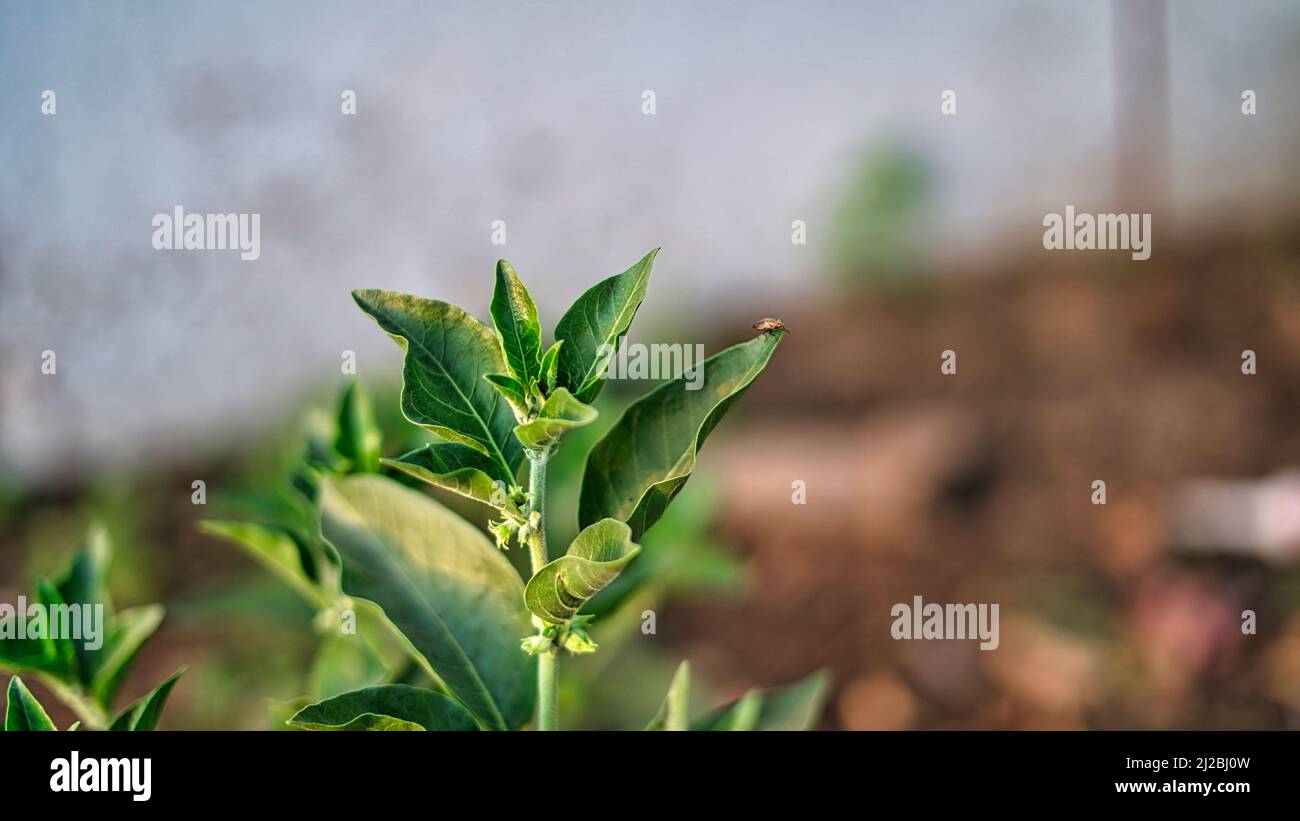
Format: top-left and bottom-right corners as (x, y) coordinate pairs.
(536, 646), (557, 732)
(666, 661), (690, 731)
(528, 451), (558, 731)
(38, 674), (109, 730)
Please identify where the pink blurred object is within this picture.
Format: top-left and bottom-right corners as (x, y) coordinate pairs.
(1168, 470), (1300, 561)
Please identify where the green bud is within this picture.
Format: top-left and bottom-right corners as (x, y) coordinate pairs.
(517, 511), (542, 545)
(520, 634), (554, 655)
(508, 485), (528, 508)
(560, 626), (598, 655)
(488, 519), (517, 551)
(312, 606), (337, 634)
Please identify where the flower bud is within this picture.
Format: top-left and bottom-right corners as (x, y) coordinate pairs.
(560, 627), (598, 654)
(520, 634), (554, 655)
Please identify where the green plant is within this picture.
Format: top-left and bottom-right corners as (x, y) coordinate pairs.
(0, 525), (184, 730)
(207, 249), (826, 730)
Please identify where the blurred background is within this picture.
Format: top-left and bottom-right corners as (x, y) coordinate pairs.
(3, 0), (1300, 729)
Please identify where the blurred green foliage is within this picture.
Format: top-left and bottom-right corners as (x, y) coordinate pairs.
(828, 140), (932, 284)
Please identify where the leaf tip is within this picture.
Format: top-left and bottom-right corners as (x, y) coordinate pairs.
(350, 289), (378, 314)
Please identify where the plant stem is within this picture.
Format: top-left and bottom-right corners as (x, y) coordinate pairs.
(536, 645), (557, 731)
(39, 674), (108, 730)
(667, 661), (690, 731)
(527, 454), (549, 573)
(527, 451), (558, 731)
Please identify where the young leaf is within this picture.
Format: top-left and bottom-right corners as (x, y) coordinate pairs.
(693, 670), (829, 731)
(309, 627), (388, 699)
(55, 523), (112, 609)
(484, 373), (530, 420)
(584, 483), (743, 620)
(384, 442), (522, 517)
(53, 525), (113, 684)
(4, 676), (56, 731)
(335, 381), (383, 473)
(318, 475), (535, 730)
(708, 689), (762, 730)
(199, 521), (333, 606)
(352, 290), (523, 478)
(554, 248), (658, 403)
(90, 604), (164, 708)
(644, 660), (690, 731)
(539, 340), (562, 394)
(289, 684), (476, 731)
(33, 578), (78, 679)
(512, 388), (599, 452)
(524, 519), (641, 624)
(0, 620), (59, 676)
(109, 667), (185, 731)
(580, 331), (783, 539)
(490, 260), (544, 388)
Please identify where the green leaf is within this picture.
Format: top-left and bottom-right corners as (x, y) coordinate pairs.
(33, 578), (77, 679)
(55, 524), (112, 611)
(693, 670), (829, 731)
(289, 684), (476, 731)
(109, 667), (185, 731)
(554, 248), (658, 403)
(303, 406), (347, 472)
(53, 525), (113, 684)
(490, 260), (544, 388)
(352, 289), (523, 478)
(4, 676), (56, 731)
(709, 689), (763, 730)
(199, 520), (332, 606)
(335, 382), (383, 473)
(308, 629), (388, 699)
(0, 526), (165, 698)
(319, 475), (535, 730)
(539, 340), (562, 394)
(645, 660), (690, 731)
(0, 578), (78, 678)
(384, 442), (521, 517)
(512, 388), (599, 453)
(90, 604), (164, 707)
(524, 519), (641, 624)
(0, 620), (59, 675)
(580, 331), (783, 540)
(484, 373), (530, 420)
(585, 482), (744, 620)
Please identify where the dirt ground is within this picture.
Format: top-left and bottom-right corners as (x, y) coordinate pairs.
(676, 225), (1300, 729)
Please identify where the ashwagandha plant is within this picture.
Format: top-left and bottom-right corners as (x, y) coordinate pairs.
(0, 525), (185, 731)
(209, 248), (827, 730)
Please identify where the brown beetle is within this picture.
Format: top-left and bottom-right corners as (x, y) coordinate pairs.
(752, 317), (787, 333)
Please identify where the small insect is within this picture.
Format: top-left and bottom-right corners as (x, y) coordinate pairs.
(752, 317), (787, 333)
